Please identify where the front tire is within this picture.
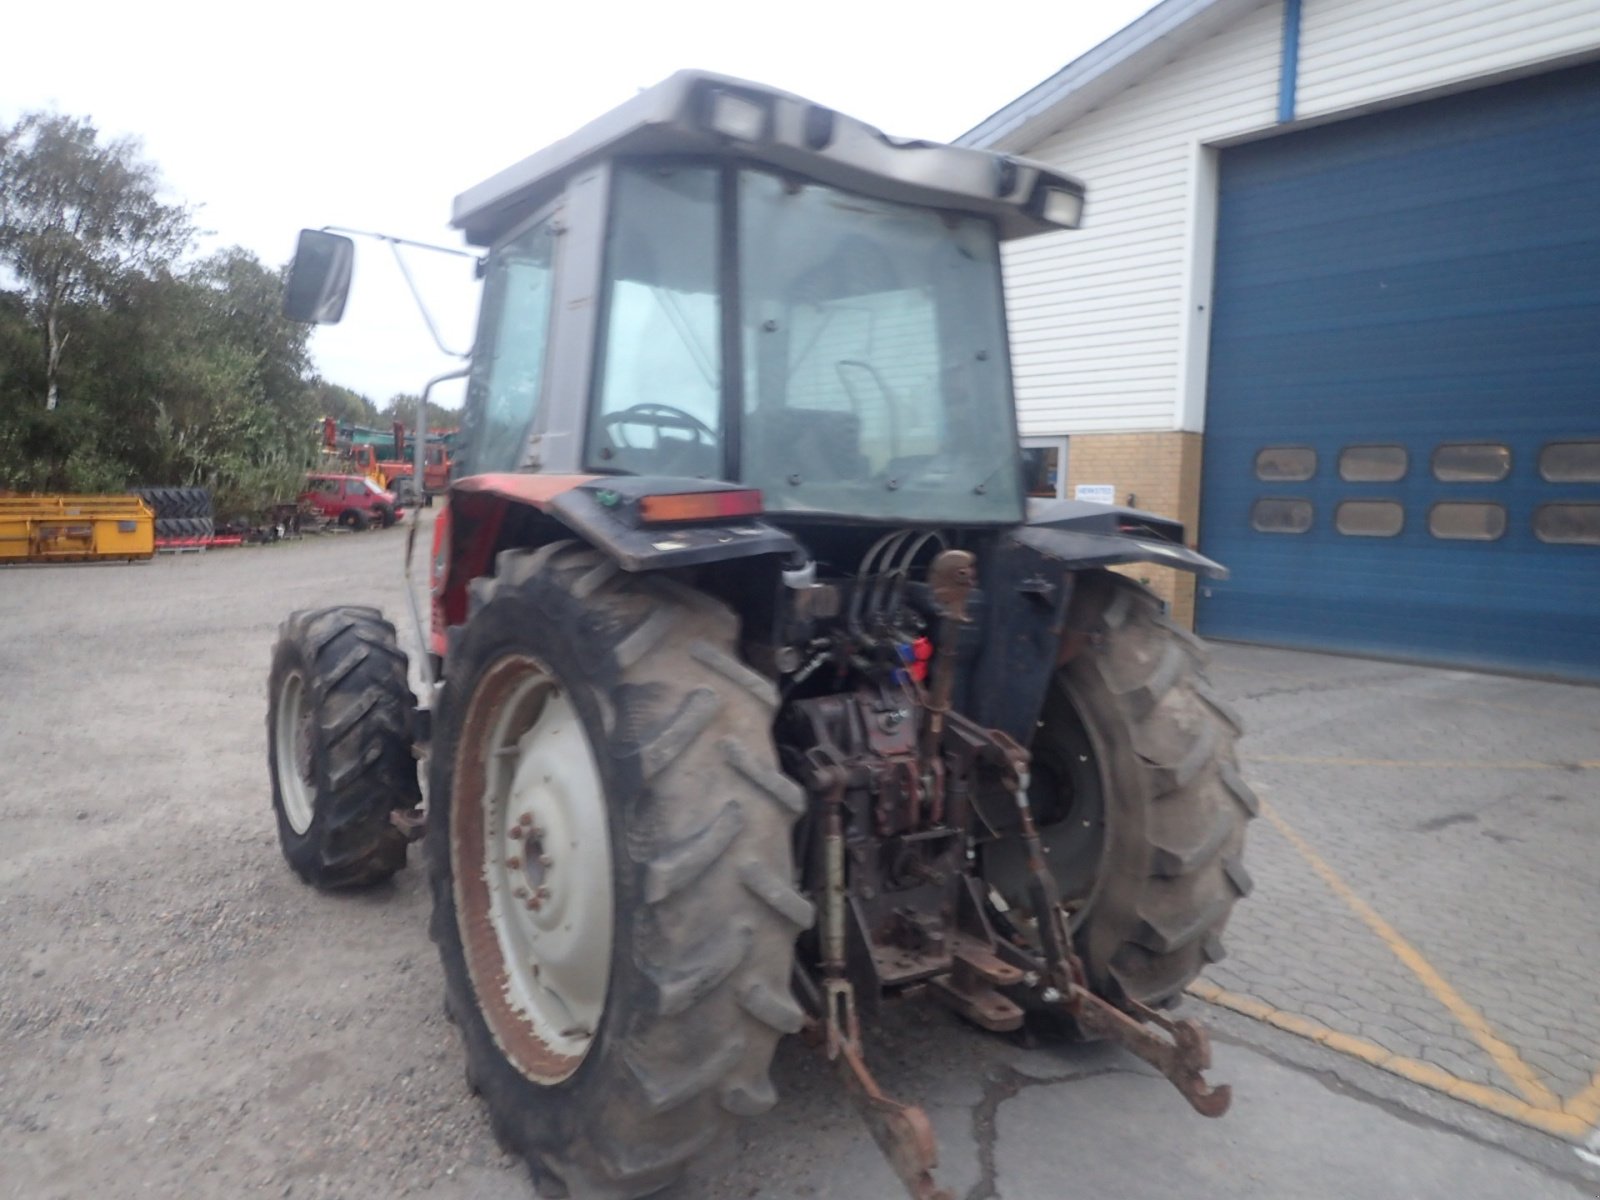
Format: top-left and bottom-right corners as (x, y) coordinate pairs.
(427, 544), (810, 1199)
(266, 606), (418, 888)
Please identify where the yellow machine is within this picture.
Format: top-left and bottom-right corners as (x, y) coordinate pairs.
(0, 495), (155, 563)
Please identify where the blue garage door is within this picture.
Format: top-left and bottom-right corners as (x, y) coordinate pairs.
(1197, 63), (1600, 681)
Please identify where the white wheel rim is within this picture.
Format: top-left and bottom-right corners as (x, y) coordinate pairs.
(275, 670), (315, 835)
(455, 656), (613, 1083)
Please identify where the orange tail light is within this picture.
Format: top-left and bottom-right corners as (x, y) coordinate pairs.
(637, 489), (763, 524)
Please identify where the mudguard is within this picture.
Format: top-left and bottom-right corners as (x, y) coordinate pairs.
(964, 502), (1224, 746)
(432, 473), (802, 655)
(1020, 498), (1226, 579)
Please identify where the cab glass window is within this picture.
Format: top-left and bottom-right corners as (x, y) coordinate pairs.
(737, 168), (1021, 522)
(1339, 445), (1408, 482)
(588, 165), (722, 477)
(1255, 447), (1316, 481)
(1432, 444), (1510, 483)
(460, 215), (558, 475)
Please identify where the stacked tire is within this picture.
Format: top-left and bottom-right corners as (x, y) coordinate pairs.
(132, 486), (214, 542)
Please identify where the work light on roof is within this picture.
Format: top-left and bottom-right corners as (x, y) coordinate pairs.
(1037, 185), (1085, 230)
(705, 88), (770, 142)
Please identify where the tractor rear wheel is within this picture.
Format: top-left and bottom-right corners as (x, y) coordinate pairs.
(266, 606), (418, 888)
(427, 543), (810, 1199)
(988, 572), (1255, 1008)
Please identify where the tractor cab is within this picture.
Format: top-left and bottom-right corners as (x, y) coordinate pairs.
(290, 72), (1086, 528)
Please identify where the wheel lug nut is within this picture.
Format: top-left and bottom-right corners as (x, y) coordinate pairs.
(506, 856), (522, 869)
(519, 813), (534, 827)
(527, 897), (542, 912)
(508, 826), (525, 841)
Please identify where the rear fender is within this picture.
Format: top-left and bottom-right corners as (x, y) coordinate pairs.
(1021, 498), (1226, 578)
(430, 473), (802, 657)
(963, 506), (1225, 745)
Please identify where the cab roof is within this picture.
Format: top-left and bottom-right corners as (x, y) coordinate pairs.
(451, 70), (1085, 247)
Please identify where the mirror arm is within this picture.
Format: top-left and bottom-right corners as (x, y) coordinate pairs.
(321, 226), (480, 360)
(384, 239), (473, 360)
(322, 226), (481, 261)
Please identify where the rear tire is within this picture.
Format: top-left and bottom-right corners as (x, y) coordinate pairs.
(339, 509), (370, 531)
(428, 543), (809, 1199)
(992, 573), (1255, 1008)
(266, 606), (418, 888)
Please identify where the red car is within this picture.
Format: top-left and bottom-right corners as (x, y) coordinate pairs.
(302, 473), (402, 530)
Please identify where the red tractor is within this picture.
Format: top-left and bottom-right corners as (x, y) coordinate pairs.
(268, 73), (1252, 1200)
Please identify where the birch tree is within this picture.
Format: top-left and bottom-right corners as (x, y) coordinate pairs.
(0, 112), (192, 409)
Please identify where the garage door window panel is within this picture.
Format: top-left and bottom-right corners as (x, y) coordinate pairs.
(1534, 504), (1600, 545)
(1429, 502), (1506, 541)
(1255, 447), (1316, 481)
(1251, 497), (1313, 534)
(1539, 442), (1600, 484)
(1339, 445), (1408, 483)
(1433, 444), (1510, 483)
(1336, 500), (1404, 537)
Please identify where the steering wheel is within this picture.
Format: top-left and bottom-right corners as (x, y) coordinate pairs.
(600, 403), (718, 475)
(601, 403), (716, 448)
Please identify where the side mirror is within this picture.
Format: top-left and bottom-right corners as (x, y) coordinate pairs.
(283, 229), (355, 324)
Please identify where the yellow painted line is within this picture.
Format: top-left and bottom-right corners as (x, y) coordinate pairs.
(1244, 754), (1599, 770)
(1260, 801), (1562, 1111)
(1188, 980), (1593, 1141)
(1563, 1070), (1600, 1125)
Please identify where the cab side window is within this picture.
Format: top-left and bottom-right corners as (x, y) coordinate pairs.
(460, 216), (559, 475)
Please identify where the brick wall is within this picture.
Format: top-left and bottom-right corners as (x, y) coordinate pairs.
(1064, 431), (1203, 627)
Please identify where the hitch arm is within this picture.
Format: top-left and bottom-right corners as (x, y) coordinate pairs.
(970, 719), (1232, 1119)
(1069, 989), (1232, 1117)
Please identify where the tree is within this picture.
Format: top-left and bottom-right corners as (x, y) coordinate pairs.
(307, 379), (380, 426)
(0, 112), (192, 410)
(380, 391), (458, 433)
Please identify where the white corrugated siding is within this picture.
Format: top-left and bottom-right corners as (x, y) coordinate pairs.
(1297, 0), (1600, 118)
(1004, 0), (1282, 436)
(1003, 0), (1600, 437)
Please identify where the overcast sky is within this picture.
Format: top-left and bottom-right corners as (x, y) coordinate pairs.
(3, 0), (1154, 409)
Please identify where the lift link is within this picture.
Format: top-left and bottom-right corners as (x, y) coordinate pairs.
(801, 747), (954, 1200)
(986, 725), (1233, 1120)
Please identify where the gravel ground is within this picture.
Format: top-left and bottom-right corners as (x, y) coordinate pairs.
(0, 524), (496, 1199)
(3, 522), (1593, 1200)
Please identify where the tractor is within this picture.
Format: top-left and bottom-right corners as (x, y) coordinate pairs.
(267, 71), (1254, 1200)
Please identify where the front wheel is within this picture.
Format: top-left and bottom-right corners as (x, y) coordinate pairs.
(985, 573), (1255, 1007)
(427, 544), (810, 1199)
(266, 607), (418, 888)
